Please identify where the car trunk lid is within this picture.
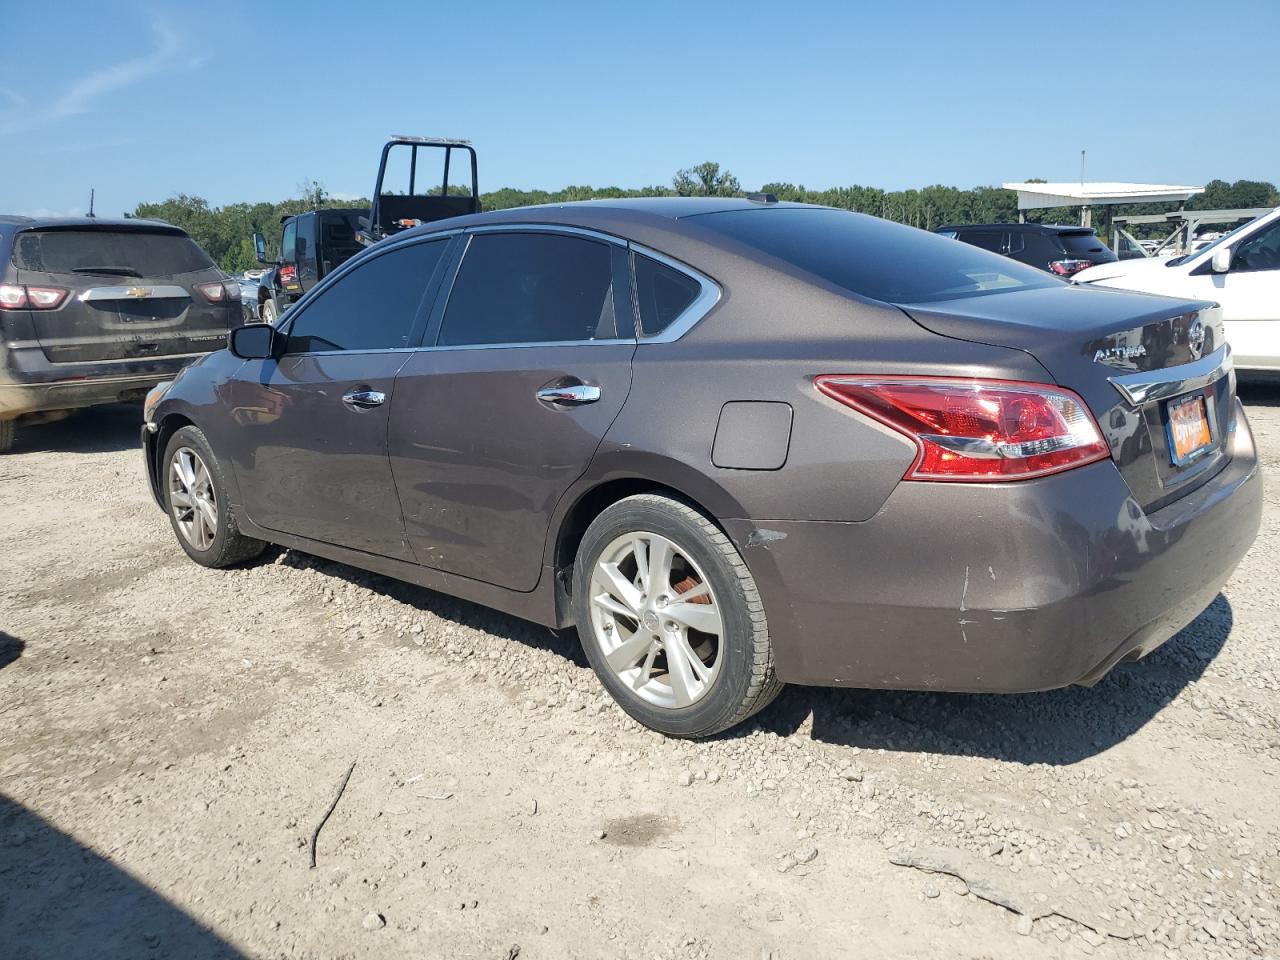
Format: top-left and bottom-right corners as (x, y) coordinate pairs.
(12, 226), (237, 364)
(899, 284), (1233, 512)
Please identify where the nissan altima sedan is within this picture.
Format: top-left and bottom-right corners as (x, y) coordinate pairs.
(141, 198), (1262, 737)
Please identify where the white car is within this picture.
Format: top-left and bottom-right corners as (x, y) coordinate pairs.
(1075, 207), (1280, 375)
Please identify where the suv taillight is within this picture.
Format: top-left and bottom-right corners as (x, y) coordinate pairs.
(815, 376), (1110, 481)
(196, 280), (242, 303)
(1048, 259), (1093, 277)
(0, 283), (69, 310)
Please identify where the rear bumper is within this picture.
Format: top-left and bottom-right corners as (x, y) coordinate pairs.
(725, 399), (1262, 692)
(0, 350), (202, 419)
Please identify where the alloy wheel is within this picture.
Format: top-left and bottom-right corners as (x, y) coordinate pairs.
(168, 446), (218, 551)
(588, 532), (723, 709)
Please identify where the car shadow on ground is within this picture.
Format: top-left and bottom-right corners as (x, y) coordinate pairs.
(1239, 381), (1280, 408)
(7, 403), (143, 455)
(0, 794), (246, 960)
(275, 551), (1230, 766)
(276, 551), (591, 670)
(0, 630), (24, 670)
(752, 594), (1233, 765)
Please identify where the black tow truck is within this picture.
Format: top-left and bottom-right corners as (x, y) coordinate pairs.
(252, 136), (479, 322)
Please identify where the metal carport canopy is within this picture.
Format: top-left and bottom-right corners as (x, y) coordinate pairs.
(1002, 181), (1204, 210)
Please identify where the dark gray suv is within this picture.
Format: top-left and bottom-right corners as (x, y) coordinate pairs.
(0, 216), (242, 452)
(141, 199), (1262, 737)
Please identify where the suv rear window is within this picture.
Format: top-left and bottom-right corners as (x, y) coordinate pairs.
(13, 230), (215, 277)
(699, 208), (1057, 303)
(1057, 231), (1107, 255)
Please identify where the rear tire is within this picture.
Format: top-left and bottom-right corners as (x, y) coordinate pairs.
(0, 419), (14, 454)
(260, 299), (277, 324)
(573, 494), (783, 738)
(162, 425), (266, 568)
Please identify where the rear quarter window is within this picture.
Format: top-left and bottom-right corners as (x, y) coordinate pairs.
(634, 253), (703, 336)
(699, 208), (1057, 304)
(13, 230), (215, 277)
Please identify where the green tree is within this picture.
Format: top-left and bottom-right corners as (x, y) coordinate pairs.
(672, 162), (740, 197)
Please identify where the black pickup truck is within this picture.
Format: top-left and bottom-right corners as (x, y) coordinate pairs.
(252, 136), (479, 322)
(252, 208), (363, 323)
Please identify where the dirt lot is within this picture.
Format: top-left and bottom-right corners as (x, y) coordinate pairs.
(2, 388), (1278, 960)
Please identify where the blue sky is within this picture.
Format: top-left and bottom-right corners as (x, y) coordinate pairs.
(1, 0), (1277, 217)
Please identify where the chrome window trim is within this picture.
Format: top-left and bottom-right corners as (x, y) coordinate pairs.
(276, 346), (423, 358)
(1108, 344), (1233, 406)
(412, 338), (635, 354)
(80, 284), (189, 301)
(628, 243), (722, 343)
(464, 222), (628, 247)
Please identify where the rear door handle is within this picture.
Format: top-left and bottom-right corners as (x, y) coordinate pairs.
(342, 388), (386, 409)
(536, 383), (601, 406)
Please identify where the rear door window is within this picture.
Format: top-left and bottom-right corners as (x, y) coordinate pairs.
(286, 240), (446, 353)
(633, 253), (703, 336)
(13, 230), (214, 277)
(437, 232), (617, 346)
(960, 229), (1005, 254)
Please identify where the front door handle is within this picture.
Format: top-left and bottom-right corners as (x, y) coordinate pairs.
(342, 388), (386, 409)
(536, 383), (601, 406)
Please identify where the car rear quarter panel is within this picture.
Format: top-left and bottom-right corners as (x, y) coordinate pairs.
(595, 265), (1055, 525)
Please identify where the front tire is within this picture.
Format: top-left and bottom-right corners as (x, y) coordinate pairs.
(162, 425), (266, 568)
(260, 299), (277, 325)
(0, 419), (14, 454)
(573, 493), (783, 738)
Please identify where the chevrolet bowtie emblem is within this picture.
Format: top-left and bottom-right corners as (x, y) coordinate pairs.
(126, 286), (151, 298)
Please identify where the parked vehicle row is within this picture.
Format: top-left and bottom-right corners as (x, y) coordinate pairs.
(1074, 206), (1280, 376)
(0, 216), (242, 453)
(141, 198), (1262, 737)
(936, 222), (1117, 277)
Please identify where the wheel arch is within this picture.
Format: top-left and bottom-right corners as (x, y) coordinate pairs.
(549, 454), (749, 597)
(147, 412), (197, 505)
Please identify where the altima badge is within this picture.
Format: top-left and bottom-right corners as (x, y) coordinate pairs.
(1093, 344), (1147, 364)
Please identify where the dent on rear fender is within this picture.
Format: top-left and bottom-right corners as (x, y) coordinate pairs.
(745, 528), (787, 548)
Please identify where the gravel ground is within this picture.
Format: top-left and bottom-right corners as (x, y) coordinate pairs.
(1, 386), (1278, 960)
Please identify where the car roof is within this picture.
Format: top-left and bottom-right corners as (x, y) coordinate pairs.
(402, 197), (827, 244)
(939, 222), (1093, 234)
(0, 214), (186, 232)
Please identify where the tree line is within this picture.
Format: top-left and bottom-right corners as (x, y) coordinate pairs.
(130, 164), (1280, 275)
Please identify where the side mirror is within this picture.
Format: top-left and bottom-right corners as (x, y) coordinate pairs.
(253, 232), (270, 265)
(228, 324), (279, 359)
(1211, 247), (1233, 274)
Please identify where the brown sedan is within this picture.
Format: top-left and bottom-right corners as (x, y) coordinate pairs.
(141, 198), (1262, 737)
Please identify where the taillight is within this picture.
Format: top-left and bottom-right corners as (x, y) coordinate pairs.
(815, 376), (1110, 481)
(196, 280), (241, 303)
(279, 263), (297, 284)
(1048, 259), (1093, 277)
(0, 283), (68, 310)
(0, 284), (25, 309)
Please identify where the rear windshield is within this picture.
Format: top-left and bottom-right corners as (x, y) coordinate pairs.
(13, 230), (215, 277)
(1057, 231), (1109, 255)
(696, 208), (1058, 304)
